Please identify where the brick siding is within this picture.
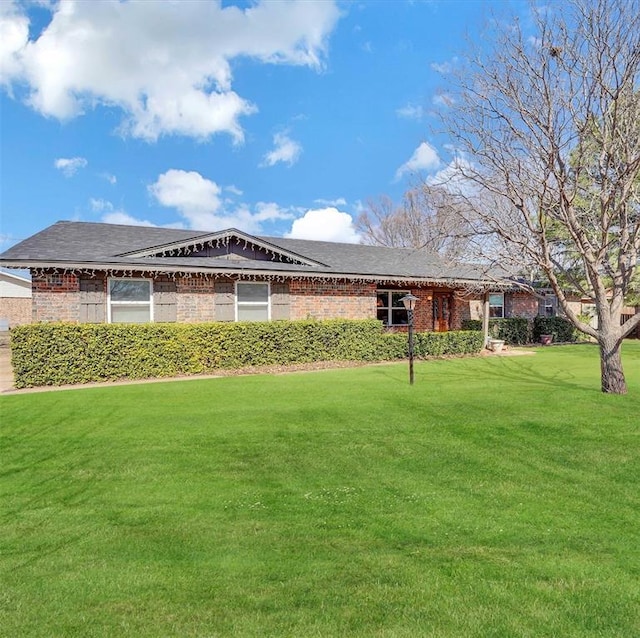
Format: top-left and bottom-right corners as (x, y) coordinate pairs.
(411, 288), (432, 332)
(30, 269), (475, 332)
(289, 280), (377, 320)
(175, 276), (217, 322)
(32, 273), (81, 322)
(0, 297), (32, 326)
(507, 292), (539, 318)
(451, 293), (469, 329)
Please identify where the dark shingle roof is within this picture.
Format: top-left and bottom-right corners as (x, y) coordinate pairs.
(0, 220), (493, 284)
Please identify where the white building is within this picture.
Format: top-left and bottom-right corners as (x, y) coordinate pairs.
(0, 270), (32, 330)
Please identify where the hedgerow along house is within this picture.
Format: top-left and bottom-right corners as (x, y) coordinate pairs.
(0, 221), (506, 332)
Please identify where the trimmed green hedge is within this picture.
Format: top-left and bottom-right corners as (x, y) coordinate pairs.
(461, 318), (531, 345)
(10, 321), (485, 388)
(532, 316), (579, 343)
(380, 330), (485, 359)
(462, 317), (578, 345)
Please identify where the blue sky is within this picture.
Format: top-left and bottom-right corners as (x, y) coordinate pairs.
(0, 0), (525, 249)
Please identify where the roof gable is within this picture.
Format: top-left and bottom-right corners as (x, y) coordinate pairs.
(117, 228), (327, 267)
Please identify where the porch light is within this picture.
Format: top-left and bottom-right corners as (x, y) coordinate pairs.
(399, 294), (419, 385)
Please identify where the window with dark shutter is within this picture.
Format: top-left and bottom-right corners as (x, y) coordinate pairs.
(154, 281), (177, 322)
(79, 279), (105, 323)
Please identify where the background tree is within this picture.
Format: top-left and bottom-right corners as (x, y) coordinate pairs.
(437, 0), (640, 393)
(357, 184), (475, 261)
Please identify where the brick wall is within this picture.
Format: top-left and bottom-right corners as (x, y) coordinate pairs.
(507, 292), (539, 318)
(0, 297), (32, 326)
(289, 280), (377, 320)
(29, 270), (480, 332)
(32, 273), (81, 322)
(176, 276), (217, 322)
(451, 293), (469, 329)
(408, 288), (466, 332)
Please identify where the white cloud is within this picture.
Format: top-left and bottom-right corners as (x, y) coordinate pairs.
(395, 142), (441, 180)
(254, 201), (295, 222)
(0, 2), (29, 89)
(225, 184), (243, 196)
(396, 103), (426, 120)
(286, 207), (360, 243)
(426, 154), (477, 197)
(430, 57), (458, 74)
(2, 0), (341, 141)
(91, 197), (184, 228)
(353, 200), (366, 216)
(99, 172), (117, 185)
(89, 198), (152, 226)
(528, 35), (543, 49)
(432, 93), (454, 107)
(0, 232), (20, 250)
(314, 197), (347, 207)
(89, 198), (112, 213)
(149, 169), (223, 229)
(262, 131), (302, 167)
(54, 156), (87, 177)
(149, 169), (295, 232)
(102, 211), (158, 227)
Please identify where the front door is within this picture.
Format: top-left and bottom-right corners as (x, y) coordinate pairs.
(433, 293), (452, 332)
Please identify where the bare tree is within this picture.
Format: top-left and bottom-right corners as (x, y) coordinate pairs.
(357, 185), (475, 261)
(437, 0), (640, 393)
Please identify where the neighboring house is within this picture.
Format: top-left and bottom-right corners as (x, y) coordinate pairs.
(0, 270), (32, 330)
(0, 221), (507, 332)
(621, 305), (640, 338)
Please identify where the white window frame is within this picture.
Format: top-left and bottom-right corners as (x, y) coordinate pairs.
(107, 278), (153, 323)
(376, 289), (411, 326)
(544, 294), (557, 317)
(235, 281), (270, 322)
(489, 292), (505, 319)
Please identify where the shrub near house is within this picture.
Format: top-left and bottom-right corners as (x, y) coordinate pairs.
(10, 321), (484, 388)
(462, 317), (580, 345)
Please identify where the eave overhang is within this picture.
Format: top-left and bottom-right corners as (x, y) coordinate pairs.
(0, 258), (509, 290)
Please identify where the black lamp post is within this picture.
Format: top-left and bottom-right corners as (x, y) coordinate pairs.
(400, 293), (419, 385)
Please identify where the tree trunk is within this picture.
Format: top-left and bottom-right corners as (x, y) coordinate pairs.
(598, 333), (627, 395)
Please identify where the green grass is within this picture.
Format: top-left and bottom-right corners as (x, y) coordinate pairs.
(1, 343), (639, 637)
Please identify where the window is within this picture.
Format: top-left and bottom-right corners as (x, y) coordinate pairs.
(108, 278), (152, 323)
(489, 293), (504, 318)
(544, 294), (557, 317)
(236, 282), (269, 321)
(377, 290), (410, 326)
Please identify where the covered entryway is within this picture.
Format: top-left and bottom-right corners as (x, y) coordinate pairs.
(432, 293), (452, 332)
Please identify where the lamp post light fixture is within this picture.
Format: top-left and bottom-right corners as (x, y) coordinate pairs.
(400, 293), (419, 385)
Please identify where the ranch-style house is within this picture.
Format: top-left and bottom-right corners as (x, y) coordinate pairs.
(0, 220), (524, 331)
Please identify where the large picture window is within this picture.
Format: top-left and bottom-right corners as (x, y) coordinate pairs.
(108, 278), (152, 323)
(376, 290), (410, 326)
(489, 293), (505, 318)
(236, 282), (270, 321)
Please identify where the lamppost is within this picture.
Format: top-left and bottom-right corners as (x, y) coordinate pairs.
(400, 294), (419, 385)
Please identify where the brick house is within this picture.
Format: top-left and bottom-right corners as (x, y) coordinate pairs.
(0, 221), (509, 332)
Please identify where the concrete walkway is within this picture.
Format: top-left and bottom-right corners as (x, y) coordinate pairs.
(0, 334), (14, 393)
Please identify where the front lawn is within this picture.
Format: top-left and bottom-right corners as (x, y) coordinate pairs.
(1, 343), (639, 637)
